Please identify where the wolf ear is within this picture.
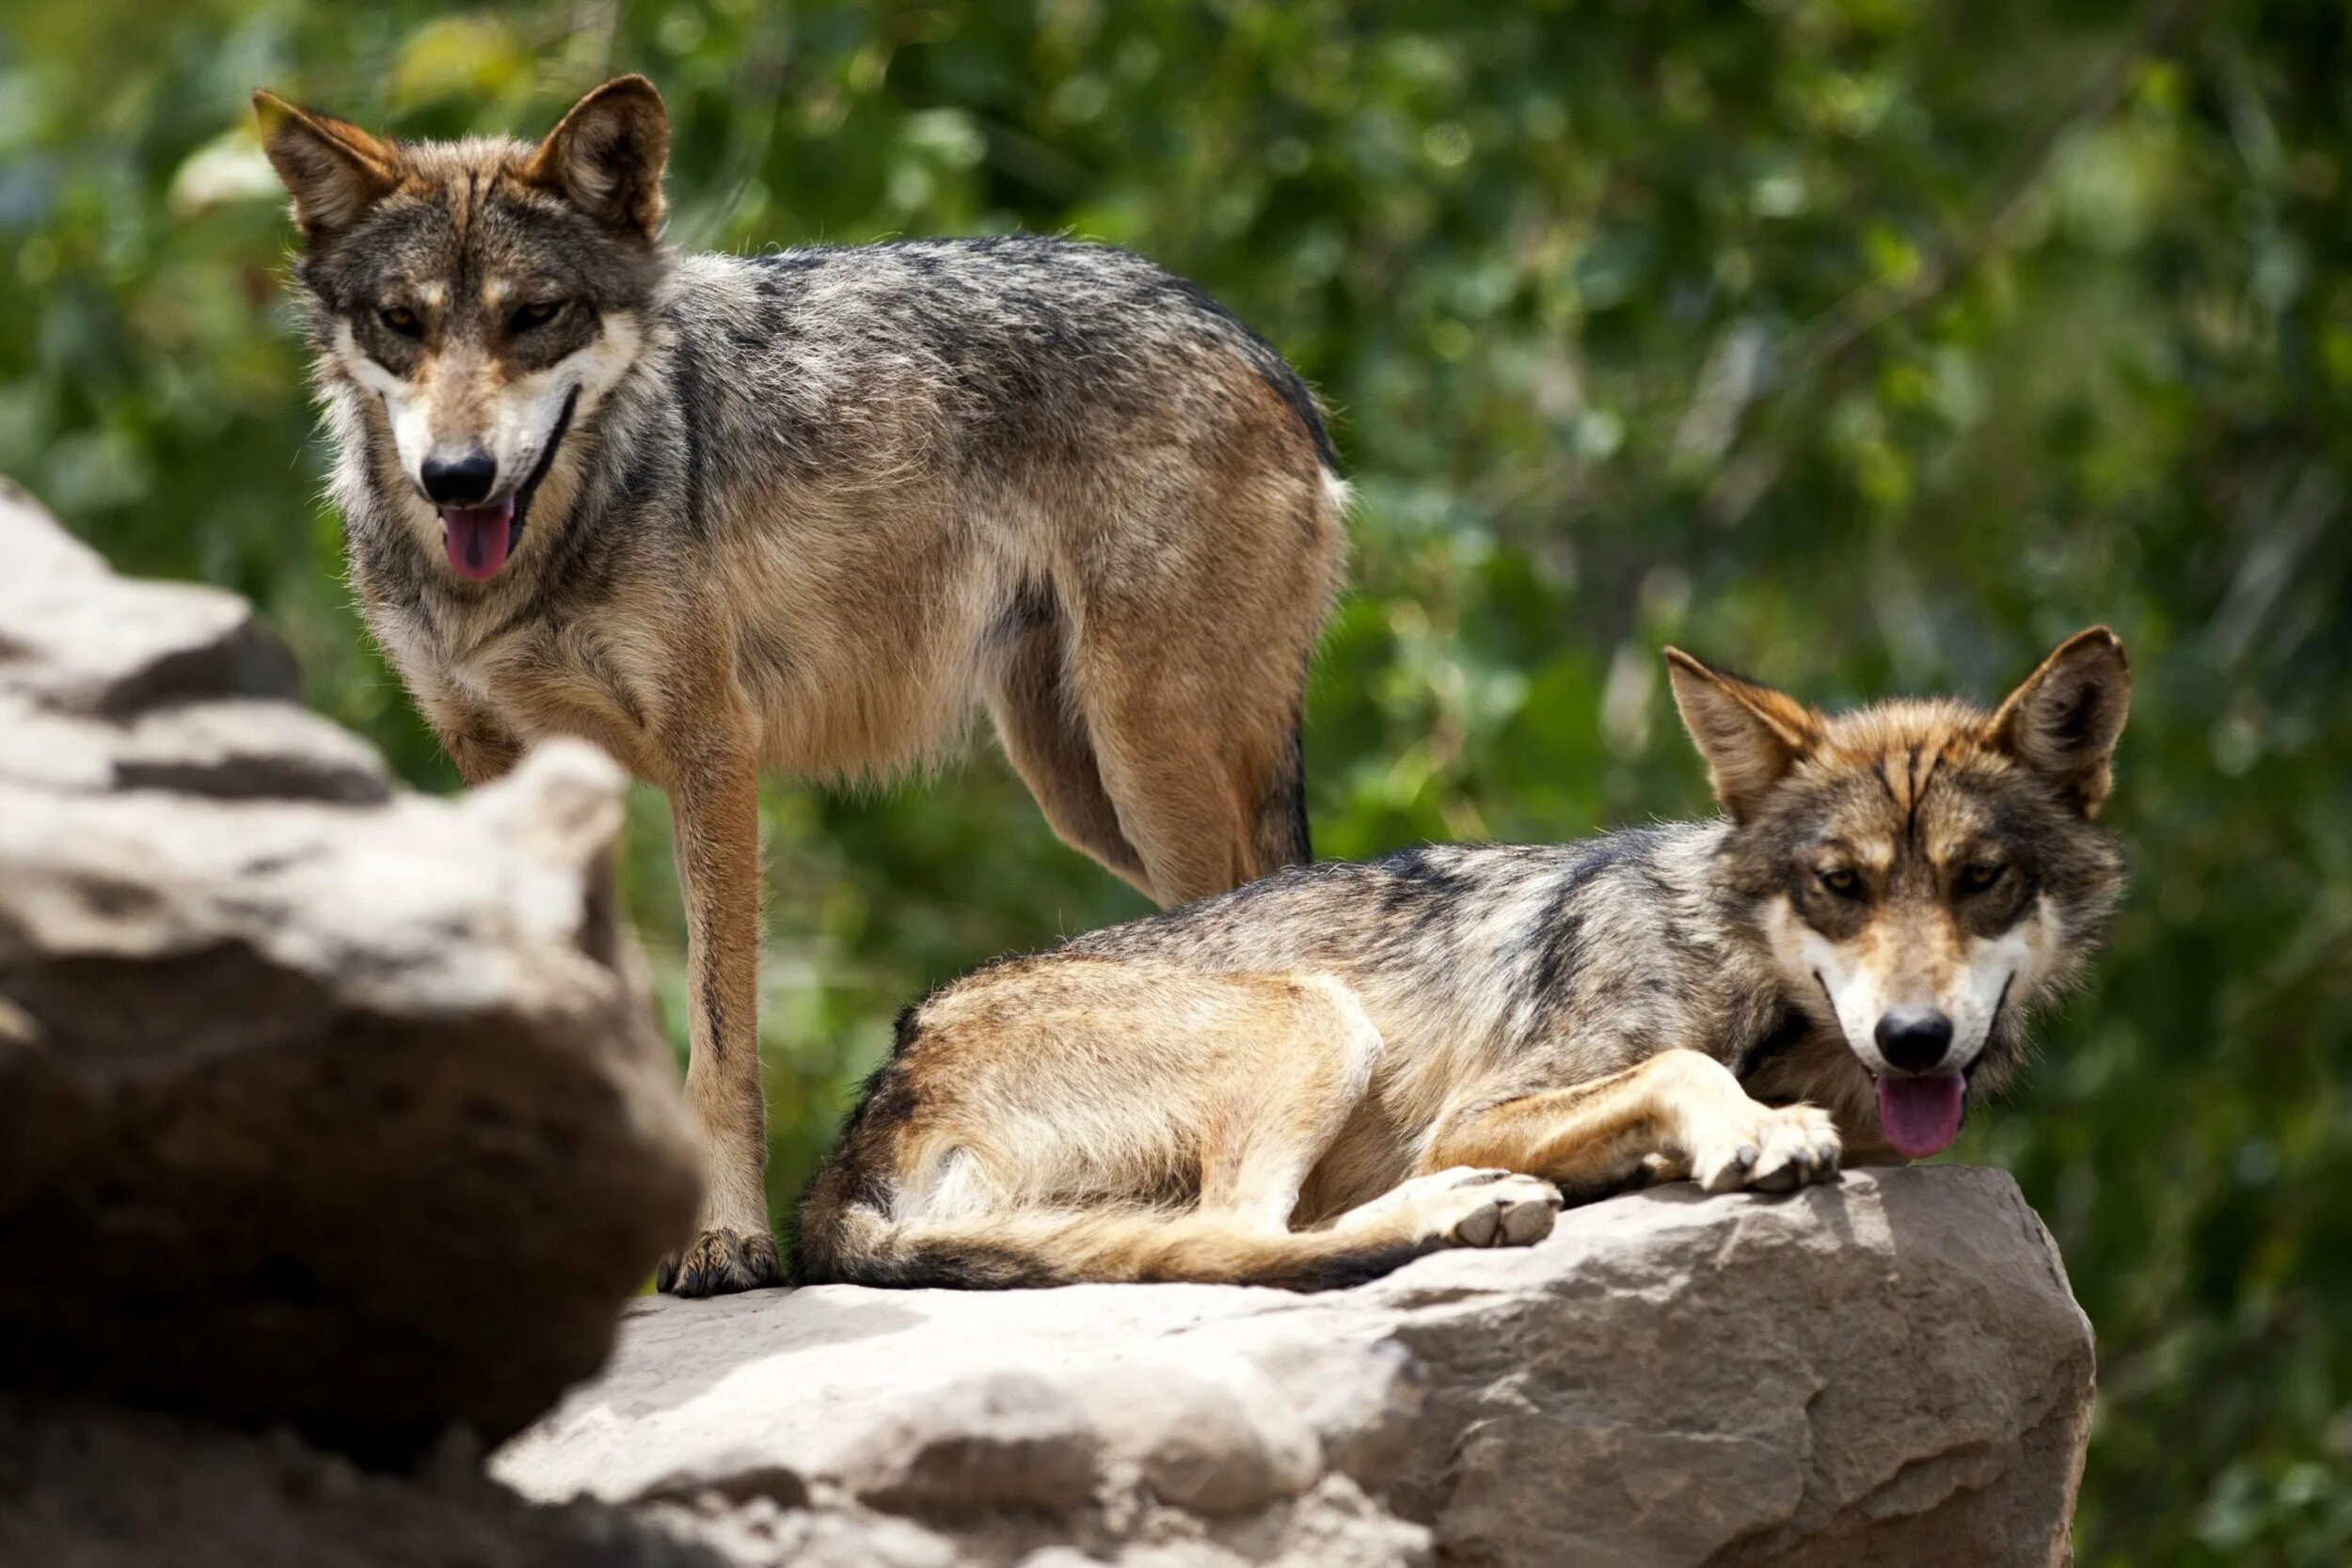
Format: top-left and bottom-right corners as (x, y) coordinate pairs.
(1656, 648), (1816, 822)
(1663, 648), (1820, 822)
(1989, 626), (2130, 816)
(252, 90), (398, 242)
(525, 75), (670, 237)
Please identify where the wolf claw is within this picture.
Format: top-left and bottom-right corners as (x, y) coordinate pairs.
(658, 1227), (783, 1297)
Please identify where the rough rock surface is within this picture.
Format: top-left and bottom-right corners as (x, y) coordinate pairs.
(0, 481), (702, 1456)
(0, 1397), (723, 1568)
(499, 1167), (2094, 1567)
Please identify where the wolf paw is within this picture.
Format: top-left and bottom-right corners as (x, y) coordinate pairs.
(657, 1226), (783, 1297)
(1685, 1102), (1842, 1196)
(1370, 1166), (1564, 1249)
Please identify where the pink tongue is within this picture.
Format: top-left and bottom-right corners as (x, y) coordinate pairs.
(1876, 1072), (1966, 1159)
(440, 498), (516, 580)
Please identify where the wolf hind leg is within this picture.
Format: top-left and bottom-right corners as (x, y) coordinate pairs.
(1195, 974), (1383, 1230)
(1328, 1167), (1565, 1248)
(1073, 649), (1315, 909)
(1424, 1049), (1843, 1201)
(983, 584), (1153, 898)
(903, 966), (1381, 1233)
(1062, 469), (1339, 908)
(817, 1168), (1561, 1291)
(801, 968), (1559, 1290)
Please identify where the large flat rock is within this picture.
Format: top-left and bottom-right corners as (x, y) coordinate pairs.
(498, 1167), (2094, 1567)
(0, 483), (702, 1459)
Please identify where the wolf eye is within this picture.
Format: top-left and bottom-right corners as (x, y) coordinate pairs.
(378, 305), (422, 339)
(510, 300), (565, 332)
(1959, 863), (2007, 893)
(1818, 868), (1863, 898)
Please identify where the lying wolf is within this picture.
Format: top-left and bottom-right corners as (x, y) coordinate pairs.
(796, 629), (2130, 1290)
(252, 77), (1345, 1294)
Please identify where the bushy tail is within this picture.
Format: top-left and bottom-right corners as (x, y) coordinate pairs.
(792, 1198), (1431, 1293)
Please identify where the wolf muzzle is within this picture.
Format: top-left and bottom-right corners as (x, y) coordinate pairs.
(434, 388), (579, 582)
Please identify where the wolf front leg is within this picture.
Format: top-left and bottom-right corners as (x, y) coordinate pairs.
(655, 721), (781, 1296)
(1423, 1049), (1842, 1202)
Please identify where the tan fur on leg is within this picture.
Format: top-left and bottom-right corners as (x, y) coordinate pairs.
(655, 703), (779, 1296)
(1074, 661), (1311, 908)
(1427, 1049), (1843, 1200)
(1193, 975), (1381, 1229)
(801, 965), (1562, 1289)
(1060, 386), (1340, 907)
(983, 594), (1152, 897)
(882, 963), (1378, 1223)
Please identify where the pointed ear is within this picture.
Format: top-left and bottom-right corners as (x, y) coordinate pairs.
(1989, 626), (2131, 816)
(252, 90), (397, 242)
(524, 75), (670, 237)
(1663, 647), (1820, 822)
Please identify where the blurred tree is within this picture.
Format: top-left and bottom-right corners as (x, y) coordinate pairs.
(3, 2), (2347, 1560)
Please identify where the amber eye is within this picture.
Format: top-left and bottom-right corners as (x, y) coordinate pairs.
(378, 305), (422, 339)
(1818, 868), (1863, 898)
(510, 299), (564, 331)
(1959, 863), (2006, 893)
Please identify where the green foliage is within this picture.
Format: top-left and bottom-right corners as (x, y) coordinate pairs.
(6, 2), (2349, 1560)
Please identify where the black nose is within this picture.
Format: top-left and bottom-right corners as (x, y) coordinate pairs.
(1875, 1007), (1956, 1072)
(421, 448), (499, 507)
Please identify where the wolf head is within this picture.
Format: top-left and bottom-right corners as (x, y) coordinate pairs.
(1666, 629), (2130, 1159)
(254, 77), (669, 582)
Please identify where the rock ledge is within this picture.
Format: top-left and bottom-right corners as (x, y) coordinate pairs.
(499, 1166), (2093, 1568)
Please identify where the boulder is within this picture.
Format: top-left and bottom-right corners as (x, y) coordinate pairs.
(0, 483), (703, 1458)
(0, 475), (300, 717)
(0, 1397), (723, 1568)
(497, 1168), (2092, 1568)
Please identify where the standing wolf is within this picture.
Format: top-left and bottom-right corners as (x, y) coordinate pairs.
(254, 76), (1345, 1294)
(796, 629), (2130, 1290)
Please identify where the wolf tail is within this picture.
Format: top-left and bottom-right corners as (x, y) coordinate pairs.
(791, 1193), (1434, 1293)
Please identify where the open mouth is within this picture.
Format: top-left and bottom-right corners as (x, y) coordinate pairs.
(436, 388), (580, 582)
(1873, 1072), (1966, 1160)
(1813, 968), (1972, 1160)
(439, 496), (517, 580)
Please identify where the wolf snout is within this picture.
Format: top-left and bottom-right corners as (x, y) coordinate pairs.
(1873, 1006), (1955, 1072)
(421, 446), (500, 507)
